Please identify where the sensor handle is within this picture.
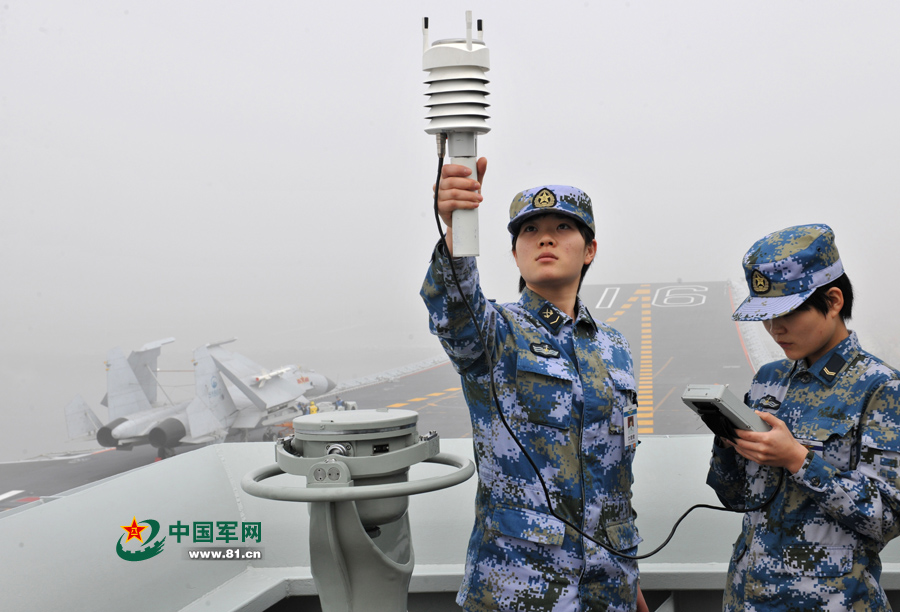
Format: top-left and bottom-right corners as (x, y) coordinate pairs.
(241, 452), (475, 502)
(450, 154), (479, 257)
(446, 131), (479, 257)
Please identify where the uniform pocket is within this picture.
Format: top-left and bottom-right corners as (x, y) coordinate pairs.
(792, 416), (853, 444)
(609, 371), (637, 429)
(516, 352), (576, 430)
(604, 517), (641, 551)
(608, 365), (636, 401)
(489, 505), (566, 547)
(782, 544), (852, 577)
(792, 416), (855, 471)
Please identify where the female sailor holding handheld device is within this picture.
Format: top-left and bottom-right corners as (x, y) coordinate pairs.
(707, 224), (900, 611)
(421, 159), (648, 611)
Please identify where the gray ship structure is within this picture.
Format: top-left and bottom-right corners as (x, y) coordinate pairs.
(3, 282), (900, 611)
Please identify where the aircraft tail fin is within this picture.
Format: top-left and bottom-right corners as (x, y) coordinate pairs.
(127, 338), (175, 405)
(105, 347), (154, 420)
(100, 338), (175, 409)
(187, 345), (239, 438)
(64, 395), (103, 440)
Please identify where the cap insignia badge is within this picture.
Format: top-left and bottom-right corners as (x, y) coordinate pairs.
(533, 188), (556, 209)
(751, 270), (771, 294)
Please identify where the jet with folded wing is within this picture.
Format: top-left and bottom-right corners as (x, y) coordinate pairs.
(64, 338), (335, 459)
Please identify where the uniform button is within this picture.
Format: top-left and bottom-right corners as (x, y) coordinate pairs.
(810, 477), (821, 487)
(798, 373), (812, 383)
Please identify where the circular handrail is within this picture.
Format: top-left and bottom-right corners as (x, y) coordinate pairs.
(241, 452), (475, 502)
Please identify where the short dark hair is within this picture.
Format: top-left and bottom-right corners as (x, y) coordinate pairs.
(795, 274), (853, 321)
(512, 219), (595, 293)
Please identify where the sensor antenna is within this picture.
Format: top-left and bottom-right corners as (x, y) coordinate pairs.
(422, 11), (491, 257)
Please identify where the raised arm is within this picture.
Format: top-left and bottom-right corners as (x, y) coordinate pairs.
(422, 158), (495, 375)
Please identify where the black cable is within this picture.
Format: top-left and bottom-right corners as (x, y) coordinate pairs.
(431, 144), (781, 560)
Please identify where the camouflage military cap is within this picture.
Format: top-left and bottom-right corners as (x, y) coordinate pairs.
(732, 223), (844, 321)
(507, 185), (595, 237)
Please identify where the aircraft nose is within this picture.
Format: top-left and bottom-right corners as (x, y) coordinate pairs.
(306, 372), (337, 394)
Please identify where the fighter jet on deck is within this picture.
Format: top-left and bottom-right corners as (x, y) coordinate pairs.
(64, 338), (335, 459)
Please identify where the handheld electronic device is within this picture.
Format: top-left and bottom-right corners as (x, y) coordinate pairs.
(682, 383), (772, 441)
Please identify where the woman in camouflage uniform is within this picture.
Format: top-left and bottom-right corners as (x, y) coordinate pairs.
(421, 159), (649, 612)
(708, 224), (900, 610)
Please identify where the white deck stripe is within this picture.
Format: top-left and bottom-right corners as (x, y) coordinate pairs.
(0, 490), (25, 502)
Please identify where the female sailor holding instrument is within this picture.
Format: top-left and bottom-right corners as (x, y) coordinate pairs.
(421, 158), (648, 611)
(708, 224), (900, 611)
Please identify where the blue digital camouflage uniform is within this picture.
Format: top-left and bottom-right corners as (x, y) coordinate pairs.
(421, 246), (641, 612)
(707, 331), (900, 610)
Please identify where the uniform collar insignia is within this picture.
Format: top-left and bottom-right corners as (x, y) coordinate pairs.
(538, 302), (565, 332)
(819, 353), (846, 384)
(530, 342), (560, 358)
(806, 333), (856, 384)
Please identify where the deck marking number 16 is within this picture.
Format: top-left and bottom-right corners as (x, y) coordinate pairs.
(652, 286), (708, 307)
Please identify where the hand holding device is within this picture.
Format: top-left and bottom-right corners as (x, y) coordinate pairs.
(435, 162), (484, 223)
(682, 384), (772, 442)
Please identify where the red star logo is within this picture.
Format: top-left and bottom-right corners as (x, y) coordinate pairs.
(121, 517), (148, 543)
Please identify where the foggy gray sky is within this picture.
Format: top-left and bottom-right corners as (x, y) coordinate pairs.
(1, 1), (898, 461)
